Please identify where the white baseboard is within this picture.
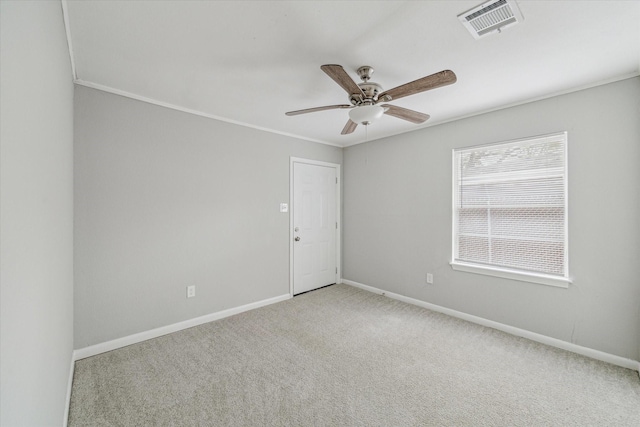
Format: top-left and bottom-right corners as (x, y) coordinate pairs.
(73, 293), (291, 361)
(341, 279), (640, 372)
(63, 350), (75, 427)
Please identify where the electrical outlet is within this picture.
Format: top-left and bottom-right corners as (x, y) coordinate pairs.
(426, 273), (434, 284)
(187, 285), (196, 298)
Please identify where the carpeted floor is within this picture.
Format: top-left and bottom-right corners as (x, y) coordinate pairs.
(68, 284), (640, 426)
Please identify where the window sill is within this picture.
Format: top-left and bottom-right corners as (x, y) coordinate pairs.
(450, 261), (571, 288)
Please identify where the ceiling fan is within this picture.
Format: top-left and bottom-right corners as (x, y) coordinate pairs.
(285, 64), (457, 135)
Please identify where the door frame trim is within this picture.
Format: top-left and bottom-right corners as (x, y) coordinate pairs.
(289, 157), (341, 297)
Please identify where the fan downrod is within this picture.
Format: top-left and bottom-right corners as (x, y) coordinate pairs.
(351, 66), (382, 105)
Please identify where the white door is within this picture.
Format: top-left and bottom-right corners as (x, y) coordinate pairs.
(293, 162), (337, 295)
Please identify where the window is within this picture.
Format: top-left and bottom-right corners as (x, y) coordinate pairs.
(451, 132), (570, 287)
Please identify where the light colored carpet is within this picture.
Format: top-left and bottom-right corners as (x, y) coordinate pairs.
(69, 284), (640, 426)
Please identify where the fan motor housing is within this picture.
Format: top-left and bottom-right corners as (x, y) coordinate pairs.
(351, 82), (383, 105)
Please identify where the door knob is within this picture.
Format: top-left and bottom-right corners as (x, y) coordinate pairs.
(294, 236), (301, 241)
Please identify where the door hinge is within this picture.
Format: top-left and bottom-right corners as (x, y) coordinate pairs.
(336, 222), (338, 229)
(336, 177), (338, 184)
(336, 267), (338, 274)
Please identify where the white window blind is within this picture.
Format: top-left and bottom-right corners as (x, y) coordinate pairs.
(452, 132), (568, 282)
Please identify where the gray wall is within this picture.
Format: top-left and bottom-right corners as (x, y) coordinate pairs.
(0, 1), (75, 425)
(74, 86), (342, 348)
(343, 77), (640, 361)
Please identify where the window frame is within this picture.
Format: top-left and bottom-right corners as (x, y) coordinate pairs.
(450, 132), (571, 288)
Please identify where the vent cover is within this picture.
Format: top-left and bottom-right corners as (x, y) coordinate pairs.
(458, 0), (524, 39)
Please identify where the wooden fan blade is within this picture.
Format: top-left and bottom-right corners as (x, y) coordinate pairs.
(285, 104), (352, 116)
(341, 119), (358, 135)
(381, 104), (430, 124)
(378, 70), (457, 102)
(321, 64), (365, 97)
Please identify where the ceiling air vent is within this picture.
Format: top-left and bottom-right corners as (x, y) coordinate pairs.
(458, 0), (524, 39)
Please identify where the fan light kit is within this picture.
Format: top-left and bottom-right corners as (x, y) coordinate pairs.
(286, 64), (457, 135)
(348, 105), (385, 126)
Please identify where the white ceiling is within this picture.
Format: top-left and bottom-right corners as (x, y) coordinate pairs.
(64, 0), (640, 147)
